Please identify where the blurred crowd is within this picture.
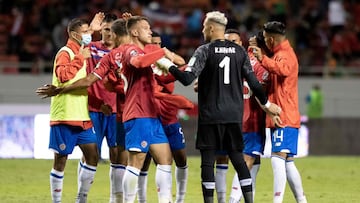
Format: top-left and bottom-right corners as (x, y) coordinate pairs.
(0, 0), (359, 76)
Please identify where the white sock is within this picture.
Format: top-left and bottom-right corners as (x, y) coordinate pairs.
(215, 164), (228, 203)
(286, 161), (307, 203)
(250, 164), (260, 200)
(229, 173), (242, 203)
(175, 165), (188, 203)
(156, 165), (172, 202)
(77, 163), (97, 201)
(123, 166), (140, 203)
(137, 171), (148, 203)
(271, 155), (286, 203)
(110, 163), (126, 203)
(50, 168), (64, 203)
(77, 159), (84, 187)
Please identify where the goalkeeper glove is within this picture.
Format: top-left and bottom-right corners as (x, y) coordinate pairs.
(156, 57), (176, 72)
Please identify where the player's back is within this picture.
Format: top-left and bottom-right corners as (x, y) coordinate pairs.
(197, 39), (250, 124)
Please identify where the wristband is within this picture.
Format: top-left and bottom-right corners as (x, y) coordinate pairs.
(264, 101), (271, 108)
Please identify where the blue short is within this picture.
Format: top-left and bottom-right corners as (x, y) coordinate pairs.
(163, 122), (185, 151)
(49, 124), (97, 155)
(243, 132), (265, 157)
(123, 118), (168, 153)
(89, 112), (117, 149)
(271, 127), (299, 156)
(116, 121), (126, 148)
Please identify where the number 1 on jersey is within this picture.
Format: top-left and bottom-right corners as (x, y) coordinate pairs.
(219, 56), (230, 84)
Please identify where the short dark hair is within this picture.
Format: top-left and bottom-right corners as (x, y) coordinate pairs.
(225, 28), (241, 36)
(111, 19), (128, 36)
(263, 21), (286, 35)
(255, 31), (266, 48)
(256, 31), (273, 56)
(67, 18), (88, 34)
(152, 31), (160, 37)
(103, 13), (118, 23)
(126, 16), (149, 31)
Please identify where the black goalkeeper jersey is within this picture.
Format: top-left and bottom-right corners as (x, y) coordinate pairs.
(169, 39), (267, 124)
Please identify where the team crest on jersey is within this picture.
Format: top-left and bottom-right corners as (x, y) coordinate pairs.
(59, 143), (66, 151)
(141, 141), (148, 148)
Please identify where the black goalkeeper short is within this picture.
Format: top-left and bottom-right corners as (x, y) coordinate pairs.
(196, 123), (244, 151)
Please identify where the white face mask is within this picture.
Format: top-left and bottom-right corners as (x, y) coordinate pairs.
(81, 33), (92, 45)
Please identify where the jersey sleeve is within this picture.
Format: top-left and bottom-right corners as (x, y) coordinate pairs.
(55, 50), (85, 83)
(125, 46), (165, 68)
(168, 46), (207, 86)
(186, 45), (208, 77)
(144, 44), (161, 53)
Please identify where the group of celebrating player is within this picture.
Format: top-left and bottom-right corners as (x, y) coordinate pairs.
(36, 10), (307, 203)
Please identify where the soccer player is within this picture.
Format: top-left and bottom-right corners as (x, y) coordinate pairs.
(156, 11), (281, 203)
(120, 16), (175, 203)
(37, 17), (132, 203)
(82, 13), (121, 203)
(86, 13), (117, 161)
(44, 13), (104, 203)
(249, 21), (308, 203)
(228, 31), (272, 203)
(213, 28), (244, 203)
(136, 31), (190, 203)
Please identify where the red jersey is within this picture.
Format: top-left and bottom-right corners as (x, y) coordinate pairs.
(93, 44), (131, 122)
(121, 44), (166, 122)
(261, 40), (301, 128)
(154, 65), (192, 125)
(242, 51), (269, 133)
(156, 92), (194, 125)
(87, 41), (116, 113)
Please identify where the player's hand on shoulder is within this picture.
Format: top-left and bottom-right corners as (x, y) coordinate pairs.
(35, 84), (62, 98)
(79, 44), (91, 59)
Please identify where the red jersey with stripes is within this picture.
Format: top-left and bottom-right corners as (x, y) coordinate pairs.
(87, 41), (116, 113)
(242, 51), (269, 133)
(121, 44), (165, 122)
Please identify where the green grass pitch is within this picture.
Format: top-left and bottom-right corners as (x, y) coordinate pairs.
(1, 156), (360, 202)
